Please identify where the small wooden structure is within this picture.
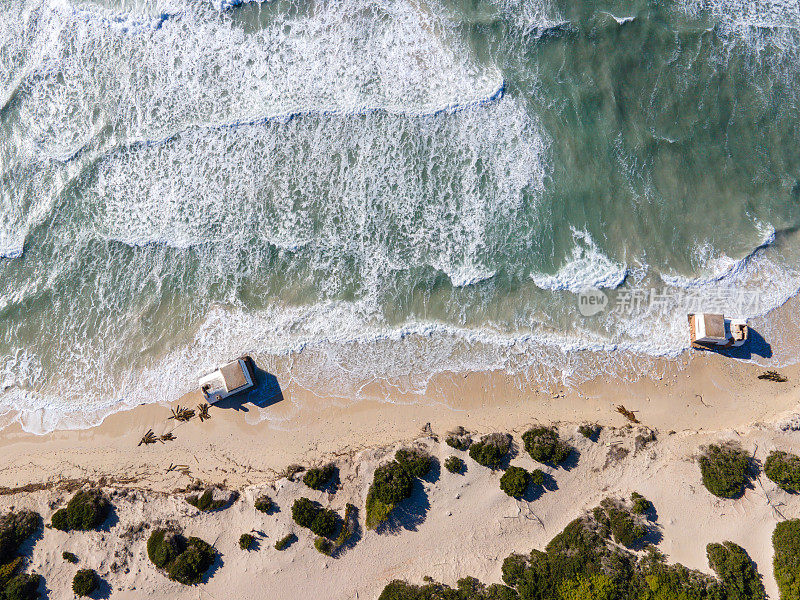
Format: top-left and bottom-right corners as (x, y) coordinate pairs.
(688, 313), (748, 349)
(199, 356), (255, 404)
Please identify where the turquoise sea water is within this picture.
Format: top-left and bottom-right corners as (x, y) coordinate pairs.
(2, 0), (800, 431)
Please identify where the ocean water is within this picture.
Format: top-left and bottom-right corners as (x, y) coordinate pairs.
(2, 0), (800, 432)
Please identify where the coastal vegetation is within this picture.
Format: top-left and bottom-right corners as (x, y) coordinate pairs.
(469, 433), (512, 470)
(699, 443), (752, 499)
(395, 448), (433, 478)
(147, 528), (216, 585)
(274, 534), (296, 551)
(499, 467), (529, 498)
(765, 451), (800, 493)
(291, 498), (337, 538)
(254, 495), (276, 514)
(445, 427), (472, 451)
(578, 424), (601, 441)
(303, 464), (335, 491)
(366, 461), (414, 530)
(239, 533), (255, 550)
(522, 426), (572, 466)
(62, 551), (78, 564)
(72, 568), (98, 597)
(51, 489), (110, 531)
(0, 511), (41, 600)
(444, 456), (465, 474)
(773, 519), (800, 600)
(185, 488), (233, 512)
(379, 496), (764, 600)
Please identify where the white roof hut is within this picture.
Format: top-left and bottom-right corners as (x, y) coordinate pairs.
(688, 313), (748, 348)
(198, 357), (255, 404)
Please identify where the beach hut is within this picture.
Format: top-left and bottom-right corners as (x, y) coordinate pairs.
(688, 313), (748, 349)
(198, 356), (255, 404)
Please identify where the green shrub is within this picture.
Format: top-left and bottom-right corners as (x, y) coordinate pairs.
(444, 456), (465, 474)
(501, 554), (528, 587)
(530, 469), (545, 487)
(395, 448), (433, 478)
(254, 495), (275, 514)
(698, 442), (751, 499)
(578, 424), (601, 441)
(765, 451), (800, 493)
(290, 498), (337, 538)
(333, 504), (358, 551)
(274, 534), (296, 551)
(0, 511), (41, 563)
(0, 558), (23, 589)
(72, 569), (98, 597)
(365, 490), (394, 531)
(61, 551), (78, 564)
(378, 577), (519, 599)
(774, 519), (800, 600)
(146, 529), (215, 585)
(500, 467), (529, 498)
(372, 462), (414, 505)
(51, 489), (110, 531)
(166, 538), (215, 585)
(597, 498), (647, 547)
(445, 427), (472, 451)
(186, 489), (226, 512)
(469, 433), (512, 469)
(522, 426), (572, 465)
(303, 464), (335, 490)
(630, 492), (651, 515)
(314, 537), (334, 556)
(239, 533), (255, 551)
(706, 541), (765, 600)
(3, 573), (40, 600)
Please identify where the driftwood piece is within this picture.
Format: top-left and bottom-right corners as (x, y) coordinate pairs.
(615, 404), (640, 424)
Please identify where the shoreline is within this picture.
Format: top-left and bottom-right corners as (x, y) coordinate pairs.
(0, 345), (797, 493)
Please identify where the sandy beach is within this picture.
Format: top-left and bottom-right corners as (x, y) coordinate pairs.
(0, 341), (797, 598)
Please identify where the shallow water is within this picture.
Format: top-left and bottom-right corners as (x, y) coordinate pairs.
(2, 0), (800, 432)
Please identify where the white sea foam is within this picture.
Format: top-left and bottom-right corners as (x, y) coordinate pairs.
(530, 229), (628, 292)
(8, 0), (504, 162)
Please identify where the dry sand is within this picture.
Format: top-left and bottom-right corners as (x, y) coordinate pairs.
(0, 347), (798, 598)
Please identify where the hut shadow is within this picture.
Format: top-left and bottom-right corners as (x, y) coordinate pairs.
(381, 480), (430, 535)
(214, 363), (283, 411)
(702, 329), (772, 360)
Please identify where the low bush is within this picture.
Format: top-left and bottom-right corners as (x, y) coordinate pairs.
(578, 423), (601, 441)
(254, 495), (275, 514)
(706, 541), (765, 600)
(185, 489), (226, 512)
(0, 511), (40, 563)
(395, 448), (432, 478)
(303, 464), (335, 491)
(445, 427), (472, 451)
(596, 498), (648, 547)
(522, 426), (572, 466)
(239, 533), (255, 551)
(365, 490), (394, 531)
(290, 498), (337, 538)
(371, 462), (413, 505)
(147, 529), (216, 585)
(444, 456), (465, 474)
(274, 534), (296, 551)
(774, 519), (800, 600)
(699, 442), (752, 499)
(3, 573), (41, 600)
(72, 569), (98, 597)
(381, 495), (763, 600)
(499, 467), (529, 498)
(630, 491), (651, 515)
(765, 451), (800, 493)
(530, 469), (544, 487)
(62, 551), (78, 564)
(314, 537), (334, 556)
(51, 489), (110, 532)
(0, 558), (23, 589)
(469, 433), (512, 469)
